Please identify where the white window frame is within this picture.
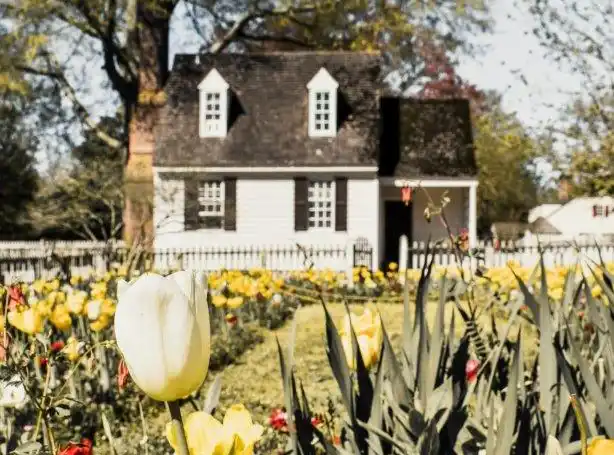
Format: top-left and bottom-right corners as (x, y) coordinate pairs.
(197, 180), (225, 228)
(198, 68), (229, 138)
(307, 68), (339, 137)
(307, 180), (335, 230)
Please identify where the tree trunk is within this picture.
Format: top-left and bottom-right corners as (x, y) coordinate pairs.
(123, 1), (174, 247)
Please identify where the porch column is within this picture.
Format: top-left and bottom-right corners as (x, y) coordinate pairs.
(468, 183), (478, 247)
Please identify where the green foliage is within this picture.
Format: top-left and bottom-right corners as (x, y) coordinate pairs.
(27, 114), (126, 240)
(557, 96), (614, 197)
(276, 247), (614, 454)
(473, 98), (546, 233)
(209, 324), (265, 371)
(0, 97), (39, 240)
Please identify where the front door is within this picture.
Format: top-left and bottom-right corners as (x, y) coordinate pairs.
(383, 200), (412, 268)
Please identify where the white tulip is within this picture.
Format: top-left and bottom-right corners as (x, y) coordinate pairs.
(114, 271), (210, 402)
(86, 300), (102, 320)
(0, 375), (28, 409)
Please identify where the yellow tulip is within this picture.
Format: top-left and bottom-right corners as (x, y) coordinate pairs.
(211, 295), (227, 308)
(36, 298), (54, 317)
(166, 404), (264, 455)
(339, 305), (383, 370)
(45, 279), (60, 292)
(90, 282), (107, 300)
(549, 288), (563, 301)
(90, 314), (111, 332)
(49, 304), (72, 331)
(8, 307), (44, 335)
(47, 291), (66, 305)
(588, 438), (614, 455)
(32, 280), (44, 294)
(62, 337), (83, 362)
(69, 275), (82, 286)
(226, 296), (244, 310)
(101, 298), (116, 316)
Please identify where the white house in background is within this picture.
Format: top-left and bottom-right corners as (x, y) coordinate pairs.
(528, 204), (562, 223)
(524, 197), (614, 244)
(152, 51), (479, 269)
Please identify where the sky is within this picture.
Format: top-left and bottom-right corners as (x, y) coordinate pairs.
(456, 0), (581, 132)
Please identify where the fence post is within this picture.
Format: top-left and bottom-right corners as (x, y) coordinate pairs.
(399, 235), (409, 272)
(345, 241), (354, 288)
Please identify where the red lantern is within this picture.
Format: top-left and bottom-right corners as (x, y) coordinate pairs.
(401, 185), (412, 206)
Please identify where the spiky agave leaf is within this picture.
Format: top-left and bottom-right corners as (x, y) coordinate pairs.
(537, 254), (558, 437)
(493, 330), (521, 455)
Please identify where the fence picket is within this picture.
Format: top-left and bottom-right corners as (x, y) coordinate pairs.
(2, 238), (614, 283)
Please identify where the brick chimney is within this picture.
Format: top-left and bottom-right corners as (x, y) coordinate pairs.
(123, 103), (159, 247)
(558, 176), (571, 202)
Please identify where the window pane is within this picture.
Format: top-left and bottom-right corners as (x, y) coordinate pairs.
(307, 180), (334, 230)
(198, 181), (225, 217)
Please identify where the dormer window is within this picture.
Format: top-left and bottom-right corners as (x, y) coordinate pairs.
(307, 68), (339, 137)
(198, 68), (229, 138)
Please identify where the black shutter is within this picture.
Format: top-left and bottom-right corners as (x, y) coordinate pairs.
(335, 177), (348, 231)
(184, 178), (200, 231)
(294, 177), (308, 231)
(224, 177), (237, 231)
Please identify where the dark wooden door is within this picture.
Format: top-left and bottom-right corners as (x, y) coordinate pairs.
(383, 201), (412, 267)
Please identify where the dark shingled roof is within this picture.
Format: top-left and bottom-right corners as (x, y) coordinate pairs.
(378, 97), (477, 177)
(154, 52), (383, 167)
(154, 52), (477, 177)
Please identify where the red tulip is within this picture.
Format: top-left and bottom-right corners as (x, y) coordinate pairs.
(51, 341), (66, 352)
(58, 438), (93, 455)
(465, 359), (480, 383)
(225, 313), (238, 328)
(7, 285), (25, 310)
(268, 408), (288, 431)
(117, 359), (130, 391)
(311, 416), (323, 427)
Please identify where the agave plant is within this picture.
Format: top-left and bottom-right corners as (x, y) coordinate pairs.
(276, 246), (614, 454)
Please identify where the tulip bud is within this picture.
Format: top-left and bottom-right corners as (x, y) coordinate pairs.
(114, 271), (210, 402)
(117, 359), (130, 391)
(465, 359), (479, 383)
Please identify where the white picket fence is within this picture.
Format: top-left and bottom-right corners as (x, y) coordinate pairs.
(0, 240), (357, 282)
(0, 240), (123, 283)
(2, 238), (614, 283)
(401, 237), (614, 270)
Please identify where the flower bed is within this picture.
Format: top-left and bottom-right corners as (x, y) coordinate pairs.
(1, 258), (614, 454)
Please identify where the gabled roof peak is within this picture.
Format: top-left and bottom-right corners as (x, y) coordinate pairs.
(307, 67), (339, 90)
(197, 68), (229, 90)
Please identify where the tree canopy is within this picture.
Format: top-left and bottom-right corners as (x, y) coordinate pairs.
(28, 114), (126, 240)
(0, 97), (40, 239)
(0, 0), (492, 150)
